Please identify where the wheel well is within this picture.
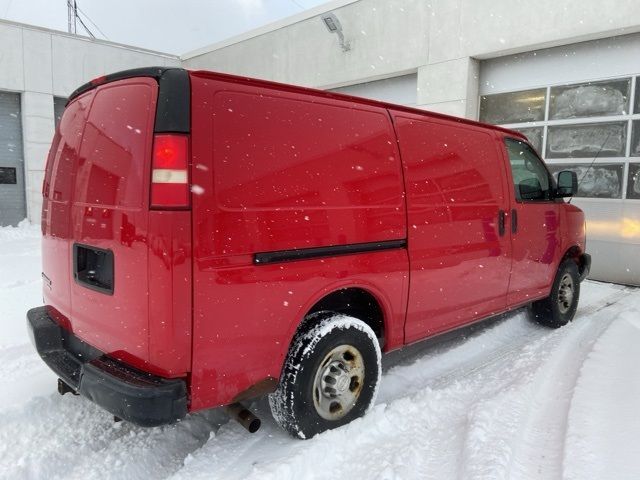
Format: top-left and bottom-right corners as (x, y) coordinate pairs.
(562, 246), (582, 265)
(306, 288), (385, 348)
(561, 245), (589, 275)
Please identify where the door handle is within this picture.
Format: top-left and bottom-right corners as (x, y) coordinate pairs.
(511, 209), (518, 234)
(498, 210), (505, 236)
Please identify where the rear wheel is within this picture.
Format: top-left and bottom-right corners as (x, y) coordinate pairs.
(269, 313), (381, 439)
(529, 259), (580, 328)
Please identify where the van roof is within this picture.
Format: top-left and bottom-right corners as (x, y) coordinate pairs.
(70, 66), (527, 141)
(191, 69), (526, 140)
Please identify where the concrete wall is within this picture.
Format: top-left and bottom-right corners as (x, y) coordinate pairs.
(183, 0), (640, 118)
(329, 73), (418, 106)
(183, 0), (429, 89)
(0, 20), (179, 222)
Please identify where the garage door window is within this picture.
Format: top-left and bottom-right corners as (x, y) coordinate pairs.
(480, 75), (640, 200)
(0, 167), (17, 184)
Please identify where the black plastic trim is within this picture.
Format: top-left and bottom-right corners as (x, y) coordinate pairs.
(68, 67), (169, 103)
(254, 239), (407, 265)
(67, 67), (190, 134)
(579, 253), (591, 282)
(27, 307), (188, 427)
(155, 69), (190, 133)
(73, 243), (114, 295)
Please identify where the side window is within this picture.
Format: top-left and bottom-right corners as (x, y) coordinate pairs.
(505, 138), (553, 201)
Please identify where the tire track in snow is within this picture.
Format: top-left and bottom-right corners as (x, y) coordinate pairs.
(504, 293), (631, 480)
(562, 310), (640, 480)
(172, 287), (633, 480)
(384, 285), (631, 399)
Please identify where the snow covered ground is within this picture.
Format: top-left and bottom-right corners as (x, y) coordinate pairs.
(1, 221), (639, 480)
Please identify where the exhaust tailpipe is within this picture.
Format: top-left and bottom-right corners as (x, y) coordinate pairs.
(225, 403), (261, 433)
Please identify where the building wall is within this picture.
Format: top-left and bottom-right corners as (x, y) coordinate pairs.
(329, 73), (417, 106)
(183, 0), (428, 91)
(0, 20), (179, 224)
(182, 0), (640, 117)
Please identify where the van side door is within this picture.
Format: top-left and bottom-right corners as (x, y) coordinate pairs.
(392, 113), (512, 342)
(500, 137), (563, 306)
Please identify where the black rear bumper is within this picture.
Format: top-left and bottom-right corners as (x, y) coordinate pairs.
(27, 306), (187, 427)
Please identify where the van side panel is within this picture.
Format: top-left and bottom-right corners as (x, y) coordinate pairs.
(189, 74), (408, 410)
(392, 113), (512, 342)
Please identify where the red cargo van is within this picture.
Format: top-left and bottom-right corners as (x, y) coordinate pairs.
(28, 67), (590, 439)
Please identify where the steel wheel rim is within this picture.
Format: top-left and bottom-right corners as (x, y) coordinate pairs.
(312, 344), (365, 421)
(557, 273), (574, 314)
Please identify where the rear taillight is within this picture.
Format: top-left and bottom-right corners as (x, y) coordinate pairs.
(151, 134), (190, 208)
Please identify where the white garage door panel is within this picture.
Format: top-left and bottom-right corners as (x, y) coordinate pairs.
(0, 91), (26, 227)
(329, 74), (417, 106)
(480, 33), (640, 95)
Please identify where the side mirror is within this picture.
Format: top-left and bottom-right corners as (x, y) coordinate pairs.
(556, 170), (578, 197)
(519, 178), (543, 200)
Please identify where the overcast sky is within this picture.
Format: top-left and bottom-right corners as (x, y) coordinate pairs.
(0, 0), (330, 54)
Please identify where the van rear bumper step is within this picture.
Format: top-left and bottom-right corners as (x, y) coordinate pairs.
(27, 306), (187, 427)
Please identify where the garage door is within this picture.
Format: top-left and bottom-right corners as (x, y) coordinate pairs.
(0, 91), (25, 227)
(479, 33), (640, 286)
(329, 73), (417, 106)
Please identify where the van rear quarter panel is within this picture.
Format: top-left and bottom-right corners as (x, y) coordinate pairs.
(189, 73), (408, 410)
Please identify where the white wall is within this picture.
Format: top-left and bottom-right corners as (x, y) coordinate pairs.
(183, 0), (640, 118)
(183, 0), (430, 90)
(329, 73), (417, 106)
(0, 20), (179, 222)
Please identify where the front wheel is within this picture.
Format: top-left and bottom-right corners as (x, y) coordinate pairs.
(529, 259), (580, 328)
(269, 313), (381, 439)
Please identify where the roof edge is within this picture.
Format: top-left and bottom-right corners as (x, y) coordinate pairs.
(180, 0), (360, 60)
(0, 17), (178, 59)
(188, 69), (528, 139)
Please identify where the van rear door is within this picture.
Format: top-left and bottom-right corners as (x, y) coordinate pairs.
(44, 78), (160, 371)
(42, 90), (95, 329)
(43, 69), (193, 378)
(67, 78), (158, 369)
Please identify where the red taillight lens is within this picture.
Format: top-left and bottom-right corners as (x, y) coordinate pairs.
(151, 134), (190, 209)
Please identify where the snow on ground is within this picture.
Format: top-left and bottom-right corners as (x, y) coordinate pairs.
(1, 222), (639, 479)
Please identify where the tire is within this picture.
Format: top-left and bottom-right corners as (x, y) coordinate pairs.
(529, 259), (580, 328)
(269, 312), (381, 439)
